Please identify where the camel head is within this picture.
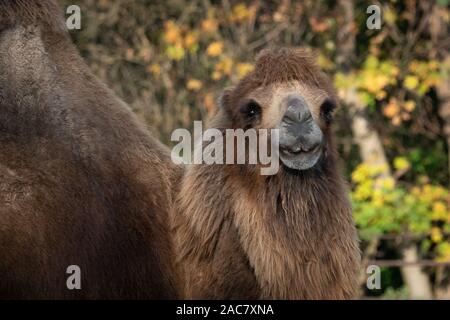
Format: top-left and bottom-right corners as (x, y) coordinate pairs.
(220, 47), (337, 171)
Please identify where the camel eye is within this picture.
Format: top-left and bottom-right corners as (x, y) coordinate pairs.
(320, 99), (336, 124)
(241, 100), (261, 121)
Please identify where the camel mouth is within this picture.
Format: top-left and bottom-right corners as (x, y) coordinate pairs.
(280, 142), (321, 155)
(279, 142), (323, 170)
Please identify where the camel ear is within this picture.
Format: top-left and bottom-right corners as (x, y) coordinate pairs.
(217, 87), (234, 111)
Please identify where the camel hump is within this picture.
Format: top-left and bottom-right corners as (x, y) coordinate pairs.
(0, 0), (66, 32)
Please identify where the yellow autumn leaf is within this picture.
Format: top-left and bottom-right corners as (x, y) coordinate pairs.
(408, 60), (420, 73)
(379, 177), (395, 190)
(411, 187), (421, 196)
(351, 163), (371, 183)
(354, 181), (373, 201)
(184, 31), (199, 49)
(147, 63), (161, 76)
(206, 41), (224, 57)
(393, 157), (410, 171)
(403, 100), (416, 112)
(186, 79), (203, 91)
(437, 242), (450, 262)
(428, 60), (439, 70)
(422, 184), (434, 203)
(212, 70), (222, 81)
(316, 53), (334, 70)
(230, 4), (250, 22)
(391, 115), (402, 126)
(166, 45), (185, 61)
(163, 21), (182, 45)
(403, 75), (419, 90)
(383, 99), (400, 118)
(376, 90), (387, 100)
(384, 7), (397, 25)
(432, 186), (447, 198)
(236, 63), (254, 78)
(203, 93), (216, 116)
(215, 57), (233, 75)
(366, 74), (390, 93)
(432, 202), (448, 220)
(431, 227), (443, 243)
(372, 190), (385, 207)
(371, 163), (389, 176)
(201, 19), (218, 34)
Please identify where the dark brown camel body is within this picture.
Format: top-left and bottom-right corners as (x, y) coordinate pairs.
(0, 0), (180, 299)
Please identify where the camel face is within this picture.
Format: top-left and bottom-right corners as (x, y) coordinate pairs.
(235, 81), (334, 170)
(220, 48), (338, 172)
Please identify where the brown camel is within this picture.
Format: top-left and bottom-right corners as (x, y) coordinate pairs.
(173, 48), (361, 299)
(0, 1), (359, 300)
(0, 0), (180, 299)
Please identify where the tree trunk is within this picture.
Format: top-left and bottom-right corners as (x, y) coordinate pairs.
(342, 88), (391, 176)
(430, 3), (450, 188)
(337, 0), (433, 299)
(437, 69), (450, 188)
(430, 4), (450, 298)
(435, 65), (450, 299)
(401, 245), (434, 299)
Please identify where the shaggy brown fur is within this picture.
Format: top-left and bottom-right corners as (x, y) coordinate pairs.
(173, 48), (361, 299)
(0, 1), (180, 299)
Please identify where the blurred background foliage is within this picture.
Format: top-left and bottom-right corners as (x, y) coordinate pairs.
(61, 0), (450, 299)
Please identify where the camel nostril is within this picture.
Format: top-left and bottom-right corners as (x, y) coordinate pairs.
(282, 113), (297, 124)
